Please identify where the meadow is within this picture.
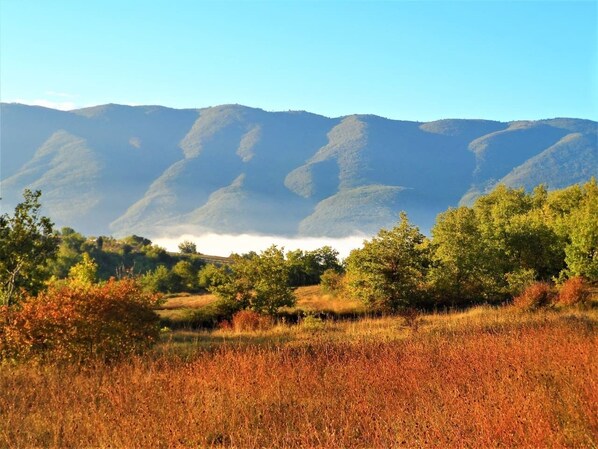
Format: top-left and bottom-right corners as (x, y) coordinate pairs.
(1, 288), (596, 449)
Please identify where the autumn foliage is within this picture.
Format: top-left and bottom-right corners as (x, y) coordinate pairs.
(557, 276), (591, 306)
(0, 278), (160, 362)
(512, 282), (555, 311)
(231, 309), (273, 332)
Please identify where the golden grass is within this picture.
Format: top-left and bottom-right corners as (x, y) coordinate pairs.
(160, 304), (597, 351)
(157, 286), (365, 327)
(1, 306), (596, 448)
(160, 293), (219, 310)
(287, 285), (365, 314)
(162, 286), (364, 315)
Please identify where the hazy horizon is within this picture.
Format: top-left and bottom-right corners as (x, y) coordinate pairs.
(153, 233), (369, 260)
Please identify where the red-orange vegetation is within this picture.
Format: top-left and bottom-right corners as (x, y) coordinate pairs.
(558, 276), (591, 306)
(0, 318), (595, 448)
(512, 281), (555, 311)
(231, 309), (273, 332)
(0, 278), (160, 362)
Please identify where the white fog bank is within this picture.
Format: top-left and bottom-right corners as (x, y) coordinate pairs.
(153, 233), (370, 259)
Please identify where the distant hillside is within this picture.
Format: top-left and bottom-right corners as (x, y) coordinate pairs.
(1, 103), (596, 237)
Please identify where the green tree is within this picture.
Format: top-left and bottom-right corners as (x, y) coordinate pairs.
(198, 263), (227, 290)
(140, 265), (178, 293)
(68, 253), (98, 286)
(0, 190), (59, 306)
(345, 213), (429, 311)
(211, 245), (295, 315)
(286, 249), (317, 286)
(50, 227), (87, 279)
(172, 260), (198, 292)
(428, 207), (497, 305)
(178, 240), (197, 254)
(286, 246), (343, 286)
(563, 179), (598, 280)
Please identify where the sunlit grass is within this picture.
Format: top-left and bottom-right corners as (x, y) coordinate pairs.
(157, 302), (598, 353)
(1, 306), (596, 448)
(157, 285), (366, 328)
(3, 288), (596, 448)
(159, 292), (218, 309)
(286, 284), (365, 314)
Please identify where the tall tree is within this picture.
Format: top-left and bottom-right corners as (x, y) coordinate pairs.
(428, 206), (497, 305)
(0, 190), (59, 306)
(345, 213), (429, 311)
(563, 179), (598, 280)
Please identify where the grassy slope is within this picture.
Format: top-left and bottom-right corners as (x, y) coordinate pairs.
(1, 298), (597, 448)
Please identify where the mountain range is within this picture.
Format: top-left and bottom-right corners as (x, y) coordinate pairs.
(1, 102), (596, 238)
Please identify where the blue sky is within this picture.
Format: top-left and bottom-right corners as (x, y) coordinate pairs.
(1, 0), (596, 121)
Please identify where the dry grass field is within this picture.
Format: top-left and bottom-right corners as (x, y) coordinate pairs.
(1, 301), (596, 449)
(159, 286), (364, 313)
(156, 286), (365, 328)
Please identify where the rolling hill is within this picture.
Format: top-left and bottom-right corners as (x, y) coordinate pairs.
(1, 103), (596, 238)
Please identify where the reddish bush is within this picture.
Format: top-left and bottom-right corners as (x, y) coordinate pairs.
(0, 278), (160, 362)
(217, 319), (232, 331)
(512, 282), (555, 311)
(231, 310), (273, 332)
(557, 276), (590, 306)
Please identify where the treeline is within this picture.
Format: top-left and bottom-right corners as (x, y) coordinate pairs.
(50, 231), (342, 295)
(0, 181), (596, 362)
(345, 180), (597, 311)
(0, 190), (344, 306)
(13, 225), (340, 297)
(171, 179), (597, 319)
(1, 181), (596, 311)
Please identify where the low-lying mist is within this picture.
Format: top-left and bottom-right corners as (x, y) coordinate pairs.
(153, 233), (369, 259)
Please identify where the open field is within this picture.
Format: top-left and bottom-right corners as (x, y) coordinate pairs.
(1, 303), (596, 449)
(159, 285), (364, 313)
(156, 286), (366, 328)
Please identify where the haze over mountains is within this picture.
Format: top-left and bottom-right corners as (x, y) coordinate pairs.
(1, 103), (596, 238)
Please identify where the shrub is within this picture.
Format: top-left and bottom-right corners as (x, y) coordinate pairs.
(557, 276), (590, 306)
(320, 269), (344, 295)
(218, 320), (232, 331)
(0, 278), (160, 362)
(512, 282), (555, 311)
(300, 314), (325, 332)
(140, 265), (180, 293)
(211, 246), (295, 316)
(231, 310), (273, 332)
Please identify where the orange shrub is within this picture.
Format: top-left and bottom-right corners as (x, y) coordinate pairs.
(0, 278), (160, 362)
(512, 281), (555, 311)
(231, 310), (273, 332)
(557, 276), (590, 306)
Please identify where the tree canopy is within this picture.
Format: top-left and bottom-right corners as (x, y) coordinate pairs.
(344, 180), (597, 310)
(0, 190), (59, 306)
(210, 245), (296, 316)
(345, 213), (430, 311)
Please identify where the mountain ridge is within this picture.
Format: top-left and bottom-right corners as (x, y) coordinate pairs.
(1, 102), (596, 238)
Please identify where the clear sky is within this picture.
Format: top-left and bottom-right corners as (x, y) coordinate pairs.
(1, 0), (596, 121)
